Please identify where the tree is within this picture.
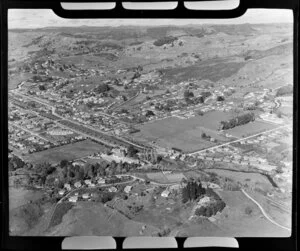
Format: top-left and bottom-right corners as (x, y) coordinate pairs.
(184, 90), (194, 100)
(127, 145), (138, 158)
(39, 85), (46, 91)
(201, 132), (207, 139)
(94, 83), (110, 94)
(156, 155), (163, 163)
(62, 165), (68, 178)
(111, 160), (117, 170)
(245, 206), (253, 215)
(197, 110), (204, 116)
(60, 159), (69, 168)
(182, 186), (189, 203)
(195, 206), (206, 216)
(121, 108), (128, 114)
(145, 110), (155, 117)
(217, 96), (225, 101)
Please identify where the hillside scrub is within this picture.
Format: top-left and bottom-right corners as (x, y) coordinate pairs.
(276, 85), (293, 97)
(50, 202), (74, 227)
(153, 36), (178, 47)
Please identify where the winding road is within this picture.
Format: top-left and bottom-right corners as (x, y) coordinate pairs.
(241, 189), (291, 232)
(46, 176), (137, 230)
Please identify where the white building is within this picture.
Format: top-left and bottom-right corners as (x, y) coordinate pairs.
(58, 190), (65, 196)
(161, 190), (170, 197)
(124, 185), (132, 194)
(108, 186), (117, 193)
(64, 183), (71, 191)
(68, 196), (78, 203)
(74, 181), (82, 188)
(82, 193), (90, 199)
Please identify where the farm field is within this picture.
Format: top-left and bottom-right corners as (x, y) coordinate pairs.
(246, 190), (292, 230)
(206, 169), (274, 192)
(8, 72), (34, 90)
(146, 172), (186, 184)
(9, 187), (45, 210)
(46, 202), (160, 236)
(23, 139), (106, 164)
(213, 190), (290, 237)
(134, 111), (231, 152)
(225, 120), (278, 138)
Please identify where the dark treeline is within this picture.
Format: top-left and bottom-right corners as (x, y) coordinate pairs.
(220, 112), (255, 130)
(181, 178), (206, 203)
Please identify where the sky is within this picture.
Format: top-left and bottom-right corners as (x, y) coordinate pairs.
(8, 8), (293, 29)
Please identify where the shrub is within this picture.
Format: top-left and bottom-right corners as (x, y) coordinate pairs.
(245, 206), (253, 215)
(153, 36), (178, 47)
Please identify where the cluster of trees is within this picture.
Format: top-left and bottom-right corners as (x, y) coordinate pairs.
(184, 90), (195, 102)
(154, 99), (177, 112)
(145, 110), (155, 117)
(197, 110), (204, 116)
(153, 36), (178, 47)
(276, 84), (293, 97)
(127, 145), (138, 158)
(94, 83), (110, 94)
(9, 156), (25, 171)
(38, 84), (46, 91)
(221, 177), (240, 191)
(201, 132), (211, 140)
(95, 191), (116, 203)
(220, 112), (255, 130)
(194, 188), (226, 217)
(181, 178), (206, 203)
(59, 157), (139, 184)
(200, 91), (212, 99)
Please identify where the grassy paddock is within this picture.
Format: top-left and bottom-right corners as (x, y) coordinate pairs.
(24, 139), (107, 164)
(134, 111), (232, 152)
(225, 121), (277, 138)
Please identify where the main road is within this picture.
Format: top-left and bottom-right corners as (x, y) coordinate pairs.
(187, 124), (291, 156)
(15, 92), (150, 150)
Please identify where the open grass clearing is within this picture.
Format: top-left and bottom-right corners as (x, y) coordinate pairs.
(134, 111), (231, 152)
(9, 187), (45, 210)
(214, 190), (290, 237)
(225, 121), (278, 138)
(47, 201), (159, 236)
(206, 169), (274, 192)
(23, 139), (106, 164)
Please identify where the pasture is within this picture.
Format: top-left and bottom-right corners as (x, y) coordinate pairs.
(134, 111), (231, 152)
(24, 139), (106, 164)
(146, 172), (186, 184)
(206, 169), (274, 191)
(225, 121), (277, 138)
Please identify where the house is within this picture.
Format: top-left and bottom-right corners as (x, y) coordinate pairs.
(198, 196), (210, 205)
(207, 182), (221, 189)
(82, 193), (90, 199)
(97, 178), (105, 184)
(161, 190), (170, 197)
(68, 196), (78, 203)
(124, 185), (132, 194)
(74, 181), (82, 188)
(64, 183), (71, 191)
(108, 186), (117, 193)
(58, 190), (65, 196)
(84, 179), (92, 186)
(169, 184), (182, 191)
